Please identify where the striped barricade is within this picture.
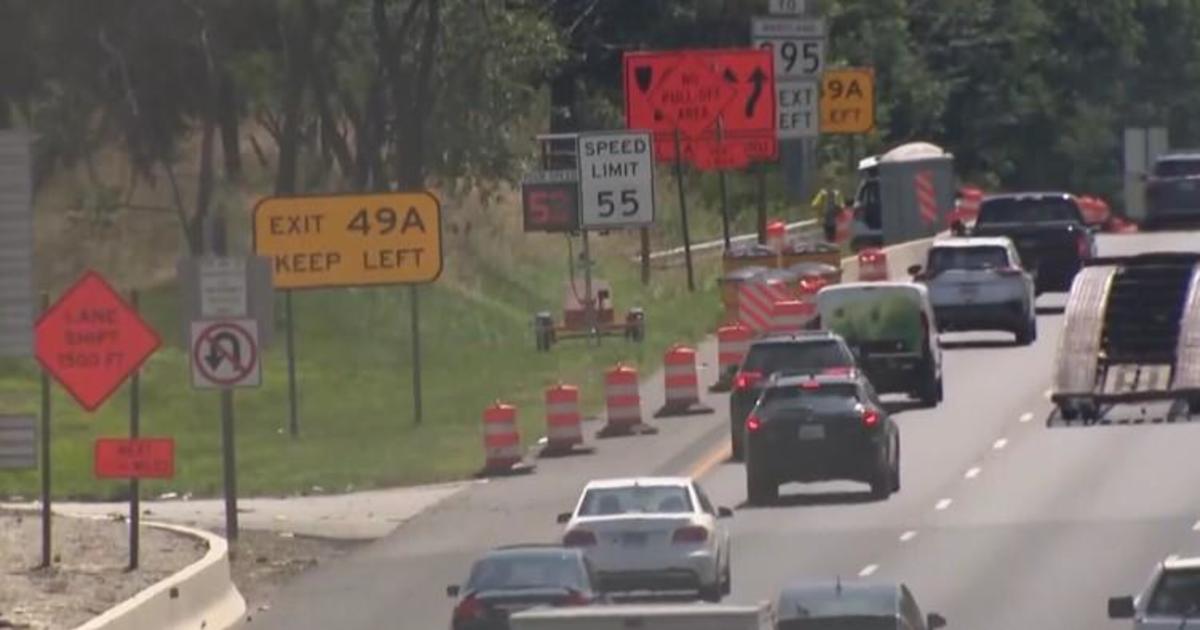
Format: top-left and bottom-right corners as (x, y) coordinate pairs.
(768, 300), (815, 335)
(598, 364), (657, 438)
(655, 344), (714, 417)
(541, 383), (591, 457)
(738, 279), (793, 334)
(711, 323), (753, 392)
(478, 401), (534, 477)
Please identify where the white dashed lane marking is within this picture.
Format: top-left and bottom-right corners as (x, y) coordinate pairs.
(1192, 519), (1200, 531)
(935, 498), (953, 511)
(859, 564), (879, 577)
(1020, 412), (1034, 423)
(899, 530), (918, 543)
(993, 438), (1009, 450)
(964, 466), (982, 479)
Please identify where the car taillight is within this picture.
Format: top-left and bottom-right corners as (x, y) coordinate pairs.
(822, 366), (853, 376)
(672, 526), (709, 544)
(800, 380), (821, 390)
(1076, 233), (1090, 258)
(862, 408), (880, 428)
(746, 414), (762, 432)
(734, 371), (762, 390)
(561, 589), (591, 606)
(563, 529), (596, 547)
(452, 595), (484, 622)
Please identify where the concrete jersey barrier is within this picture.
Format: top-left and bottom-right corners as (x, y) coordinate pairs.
(74, 522), (246, 630)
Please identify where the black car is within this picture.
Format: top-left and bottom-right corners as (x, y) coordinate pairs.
(968, 192), (1095, 294)
(1145, 151), (1200, 230)
(776, 579), (947, 630)
(447, 545), (602, 630)
(728, 332), (858, 461)
(743, 371), (899, 505)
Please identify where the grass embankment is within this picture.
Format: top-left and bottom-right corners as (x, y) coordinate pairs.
(0, 217), (730, 500)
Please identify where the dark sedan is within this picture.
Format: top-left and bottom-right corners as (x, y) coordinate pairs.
(447, 545), (602, 630)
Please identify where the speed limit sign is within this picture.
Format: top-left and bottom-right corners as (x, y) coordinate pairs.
(577, 131), (656, 229)
(752, 17), (826, 79)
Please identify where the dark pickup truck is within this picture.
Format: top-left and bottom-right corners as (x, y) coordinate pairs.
(1145, 151), (1200, 230)
(966, 192), (1095, 294)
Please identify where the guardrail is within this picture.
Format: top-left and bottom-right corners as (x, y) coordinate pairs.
(646, 219), (820, 266)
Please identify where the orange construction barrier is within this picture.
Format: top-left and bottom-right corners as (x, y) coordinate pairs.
(542, 384), (588, 456)
(858, 248), (889, 282)
(655, 344), (714, 417)
(598, 364), (657, 438)
(712, 323), (753, 392)
(768, 300), (815, 335)
(478, 401), (533, 476)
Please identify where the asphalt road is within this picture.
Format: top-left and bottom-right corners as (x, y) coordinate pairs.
(252, 232), (1200, 630)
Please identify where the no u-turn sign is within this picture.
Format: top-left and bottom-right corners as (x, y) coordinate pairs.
(190, 320), (261, 389)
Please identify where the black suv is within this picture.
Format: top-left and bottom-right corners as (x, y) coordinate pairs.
(447, 545), (601, 630)
(729, 332), (858, 461)
(743, 371), (900, 505)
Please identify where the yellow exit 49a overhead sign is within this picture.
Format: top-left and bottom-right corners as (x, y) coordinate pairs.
(252, 192), (443, 289)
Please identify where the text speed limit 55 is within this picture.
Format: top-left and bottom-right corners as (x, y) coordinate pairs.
(252, 191), (443, 289)
(578, 131), (656, 229)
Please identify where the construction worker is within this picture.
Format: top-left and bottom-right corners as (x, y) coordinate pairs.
(813, 187), (845, 242)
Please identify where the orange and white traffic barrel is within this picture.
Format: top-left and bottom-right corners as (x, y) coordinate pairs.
(766, 219), (787, 253)
(655, 345), (714, 417)
(712, 323), (753, 392)
(479, 401), (528, 476)
(543, 383), (584, 454)
(858, 248), (889, 282)
(599, 364), (656, 438)
(768, 300), (814, 335)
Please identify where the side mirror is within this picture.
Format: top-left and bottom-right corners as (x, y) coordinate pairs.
(447, 584), (460, 598)
(907, 264), (923, 277)
(1108, 595), (1136, 619)
(717, 506), (734, 518)
(927, 613), (947, 629)
(556, 512), (572, 524)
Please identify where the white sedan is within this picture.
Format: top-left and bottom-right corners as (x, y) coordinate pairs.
(1110, 556), (1200, 628)
(556, 477), (733, 602)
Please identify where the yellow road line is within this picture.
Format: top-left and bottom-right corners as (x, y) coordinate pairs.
(685, 440), (732, 480)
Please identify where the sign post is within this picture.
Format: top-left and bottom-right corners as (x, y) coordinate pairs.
(34, 272), (161, 566)
(253, 191), (444, 428)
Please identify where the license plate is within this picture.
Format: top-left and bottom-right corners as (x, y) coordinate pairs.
(797, 425), (825, 440)
(621, 532), (647, 546)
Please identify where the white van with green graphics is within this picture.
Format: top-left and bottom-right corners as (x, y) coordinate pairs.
(815, 282), (944, 406)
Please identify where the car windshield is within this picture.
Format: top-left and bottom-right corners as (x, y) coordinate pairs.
(578, 485), (693, 516)
(465, 553), (586, 593)
(928, 246), (1010, 272)
(762, 383), (861, 414)
(976, 198), (1081, 224)
(744, 342), (856, 376)
(1147, 568), (1200, 616)
(1154, 159), (1200, 178)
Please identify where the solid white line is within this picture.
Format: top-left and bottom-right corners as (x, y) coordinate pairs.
(1019, 412), (1034, 423)
(935, 498), (953, 511)
(1192, 520), (1200, 531)
(899, 530), (918, 543)
(993, 438), (1008, 450)
(858, 564), (879, 577)
(964, 466), (982, 479)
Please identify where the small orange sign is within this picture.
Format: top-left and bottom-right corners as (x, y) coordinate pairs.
(820, 68), (875, 134)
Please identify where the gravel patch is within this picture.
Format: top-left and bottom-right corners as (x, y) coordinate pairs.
(0, 510), (205, 630)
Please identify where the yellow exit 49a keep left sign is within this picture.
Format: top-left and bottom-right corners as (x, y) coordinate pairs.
(820, 67), (875, 134)
(252, 192), (443, 289)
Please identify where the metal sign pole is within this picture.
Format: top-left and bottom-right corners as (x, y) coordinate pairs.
(640, 228), (651, 285)
(673, 128), (697, 292)
(717, 116), (732, 250)
(128, 290), (141, 571)
(582, 229), (596, 344)
(410, 284), (423, 424)
(38, 291), (51, 569)
(285, 290), (299, 437)
(220, 388), (238, 542)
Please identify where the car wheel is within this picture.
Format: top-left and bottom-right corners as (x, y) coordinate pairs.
(917, 369), (940, 407)
(869, 467), (891, 500)
(1059, 404), (1078, 421)
(891, 437), (902, 492)
(1015, 317), (1037, 346)
(699, 583), (723, 603)
(1189, 397), (1200, 416)
(730, 428), (745, 462)
(721, 560), (732, 595)
(746, 460), (778, 506)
